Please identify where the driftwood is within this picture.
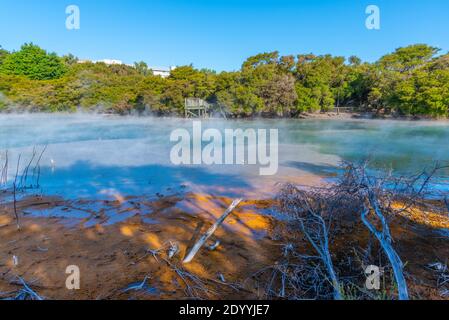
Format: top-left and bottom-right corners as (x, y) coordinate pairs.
(0, 150), (8, 186)
(183, 199), (243, 264)
(363, 182), (409, 300)
(361, 207), (408, 300)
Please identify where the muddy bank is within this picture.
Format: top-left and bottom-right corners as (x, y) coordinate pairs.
(0, 192), (279, 299)
(0, 191), (448, 300)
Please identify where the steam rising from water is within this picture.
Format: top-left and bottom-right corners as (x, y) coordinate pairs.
(0, 114), (448, 199)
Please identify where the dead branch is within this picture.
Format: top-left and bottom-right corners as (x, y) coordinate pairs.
(0, 150), (8, 187)
(249, 249), (330, 300)
(428, 261), (449, 296)
(19, 147), (36, 189)
(183, 198), (243, 264)
(277, 160), (448, 300)
(157, 253), (217, 299)
(335, 161), (449, 300)
(13, 154), (21, 230)
(339, 163), (411, 299)
(15, 276), (44, 300)
(361, 206), (408, 300)
(278, 185), (343, 300)
(1, 277), (45, 300)
(121, 275), (151, 293)
(32, 145), (47, 188)
(144, 243), (240, 299)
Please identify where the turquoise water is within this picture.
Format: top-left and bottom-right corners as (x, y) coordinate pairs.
(276, 119), (449, 174)
(0, 114), (448, 199)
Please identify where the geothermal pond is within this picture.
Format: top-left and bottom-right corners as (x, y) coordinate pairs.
(0, 114), (448, 201)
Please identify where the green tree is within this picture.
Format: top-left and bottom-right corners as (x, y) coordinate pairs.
(294, 54), (349, 112)
(378, 44), (439, 73)
(367, 44), (444, 115)
(0, 42), (448, 118)
(0, 46), (9, 65)
(62, 54), (79, 66)
(242, 51), (279, 71)
(0, 43), (67, 80)
(134, 61), (150, 76)
(260, 73), (297, 116)
(387, 55), (449, 117)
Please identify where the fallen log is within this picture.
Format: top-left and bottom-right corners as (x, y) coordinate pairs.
(361, 199), (409, 300)
(183, 198), (243, 264)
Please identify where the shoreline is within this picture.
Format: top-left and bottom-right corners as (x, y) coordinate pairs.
(1, 110), (449, 122)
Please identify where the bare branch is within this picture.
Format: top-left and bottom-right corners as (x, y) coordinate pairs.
(183, 198), (242, 264)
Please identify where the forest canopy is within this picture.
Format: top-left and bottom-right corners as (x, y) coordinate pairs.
(0, 43), (448, 117)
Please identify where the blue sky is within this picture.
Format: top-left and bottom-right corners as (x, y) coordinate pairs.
(0, 0), (448, 71)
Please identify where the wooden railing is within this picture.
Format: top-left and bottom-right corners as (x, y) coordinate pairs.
(185, 98), (210, 110)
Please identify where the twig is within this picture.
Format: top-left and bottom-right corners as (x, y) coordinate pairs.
(13, 154), (21, 230)
(121, 276), (150, 293)
(32, 145), (47, 188)
(17, 277), (44, 300)
(19, 147), (36, 189)
(5, 277), (45, 300)
(278, 185), (343, 300)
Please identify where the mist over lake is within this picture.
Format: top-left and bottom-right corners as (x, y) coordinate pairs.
(0, 114), (448, 200)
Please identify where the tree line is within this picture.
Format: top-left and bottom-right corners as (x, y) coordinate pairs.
(0, 43), (448, 117)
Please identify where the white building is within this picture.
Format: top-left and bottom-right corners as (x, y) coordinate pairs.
(77, 59), (123, 65)
(77, 59), (176, 77)
(95, 59), (124, 65)
(150, 66), (176, 78)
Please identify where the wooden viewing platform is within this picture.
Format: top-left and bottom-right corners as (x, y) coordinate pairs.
(184, 98), (211, 118)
